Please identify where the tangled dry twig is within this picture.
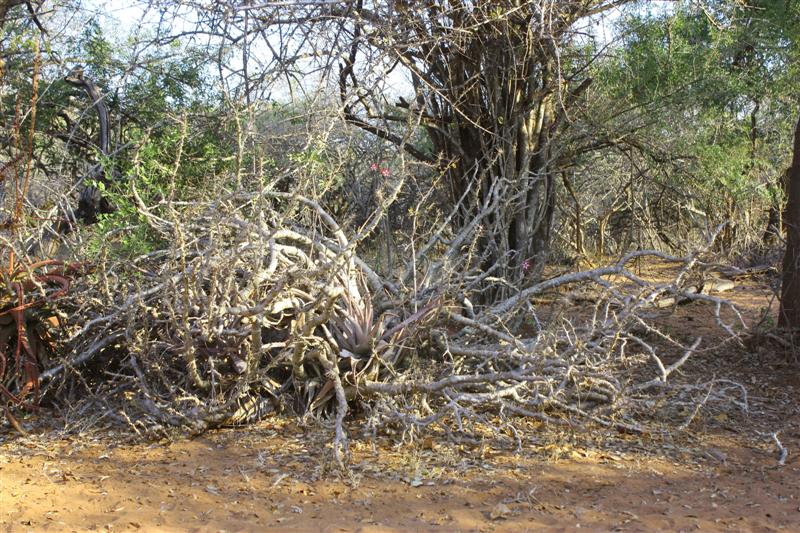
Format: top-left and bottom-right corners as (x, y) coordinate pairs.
(39, 188), (748, 466)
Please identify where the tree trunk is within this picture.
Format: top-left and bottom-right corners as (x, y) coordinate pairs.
(779, 113), (800, 329)
(763, 169), (788, 246)
(336, 2), (613, 300)
(439, 92), (558, 289)
(562, 171), (584, 256)
(405, 37), (565, 292)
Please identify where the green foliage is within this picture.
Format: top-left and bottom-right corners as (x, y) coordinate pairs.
(591, 1), (800, 234)
(72, 20), (114, 81)
(121, 49), (215, 125)
(289, 138), (345, 192)
(1, 9), (241, 257)
(88, 198), (160, 260)
(87, 118), (235, 259)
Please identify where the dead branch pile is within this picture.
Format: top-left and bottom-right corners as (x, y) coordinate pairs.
(31, 190), (749, 464)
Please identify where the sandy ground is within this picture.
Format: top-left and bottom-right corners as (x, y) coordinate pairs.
(2, 421), (799, 532)
(2, 264), (799, 532)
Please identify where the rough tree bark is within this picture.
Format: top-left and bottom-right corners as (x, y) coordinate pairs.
(779, 112), (800, 329)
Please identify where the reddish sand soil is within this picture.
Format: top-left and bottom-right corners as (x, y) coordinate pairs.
(1, 423), (800, 532)
(1, 266), (799, 532)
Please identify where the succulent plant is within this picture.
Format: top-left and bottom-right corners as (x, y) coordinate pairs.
(331, 280), (385, 359)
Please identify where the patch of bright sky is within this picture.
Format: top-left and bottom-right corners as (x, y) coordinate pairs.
(92, 0), (676, 103)
(89, 0), (198, 54)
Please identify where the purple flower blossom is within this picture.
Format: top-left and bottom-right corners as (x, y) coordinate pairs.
(522, 258), (532, 272)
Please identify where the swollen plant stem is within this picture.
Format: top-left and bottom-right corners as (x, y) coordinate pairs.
(311, 345), (349, 467)
(331, 369), (349, 467)
(175, 217), (208, 391)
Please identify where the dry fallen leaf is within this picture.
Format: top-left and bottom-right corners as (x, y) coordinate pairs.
(490, 503), (511, 520)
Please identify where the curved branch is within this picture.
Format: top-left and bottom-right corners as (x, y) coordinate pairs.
(65, 66), (114, 223)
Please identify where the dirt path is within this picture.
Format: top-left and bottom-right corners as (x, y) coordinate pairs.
(1, 421), (799, 532)
(2, 267), (799, 532)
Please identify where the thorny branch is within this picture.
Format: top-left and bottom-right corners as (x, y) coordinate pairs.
(25, 184), (751, 467)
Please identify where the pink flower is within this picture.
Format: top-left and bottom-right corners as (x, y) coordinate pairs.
(380, 167), (391, 177)
(370, 163), (379, 171)
(522, 258), (532, 272)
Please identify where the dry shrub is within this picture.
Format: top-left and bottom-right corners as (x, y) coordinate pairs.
(41, 179), (751, 466)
